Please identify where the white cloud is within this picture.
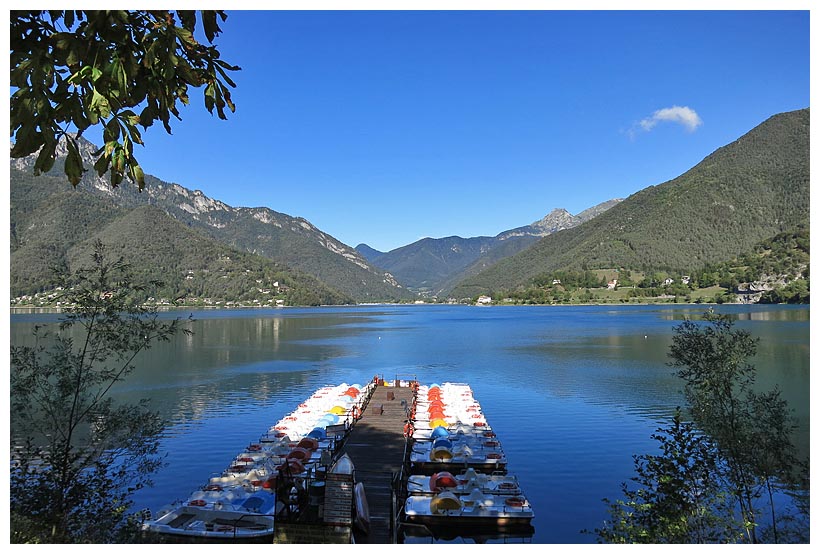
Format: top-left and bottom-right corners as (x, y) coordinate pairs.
(636, 106), (703, 134)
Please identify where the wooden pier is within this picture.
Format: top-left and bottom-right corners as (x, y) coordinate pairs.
(342, 382), (415, 543)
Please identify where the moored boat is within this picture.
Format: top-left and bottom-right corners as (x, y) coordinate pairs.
(407, 469), (522, 496)
(400, 381), (533, 537)
(143, 382), (374, 540)
(404, 488), (534, 527)
(409, 440), (507, 473)
(145, 488), (277, 539)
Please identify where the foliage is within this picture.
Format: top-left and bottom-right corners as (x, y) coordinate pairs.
(595, 310), (807, 543)
(667, 310), (803, 543)
(758, 279), (809, 304)
(592, 410), (743, 543)
(532, 269), (605, 289)
(10, 241), (189, 542)
(10, 10), (239, 188)
(691, 227), (809, 293)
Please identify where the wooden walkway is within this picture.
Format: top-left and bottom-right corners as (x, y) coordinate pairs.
(341, 383), (415, 544)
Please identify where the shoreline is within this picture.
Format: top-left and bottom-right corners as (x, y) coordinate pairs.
(9, 299), (805, 313)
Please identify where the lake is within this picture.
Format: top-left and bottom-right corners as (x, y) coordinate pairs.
(9, 303), (810, 543)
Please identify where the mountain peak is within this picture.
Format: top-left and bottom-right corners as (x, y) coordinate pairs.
(530, 208), (574, 232)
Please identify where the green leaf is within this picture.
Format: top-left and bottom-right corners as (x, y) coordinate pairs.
(173, 26), (197, 47)
(178, 10), (196, 31)
(34, 140), (58, 175)
(132, 163), (145, 191)
(90, 89), (111, 119)
(65, 138), (85, 186)
(201, 11), (219, 43)
(68, 65), (93, 86)
(94, 150), (110, 177)
(52, 32), (74, 51)
(103, 118), (121, 143)
(10, 122), (42, 159)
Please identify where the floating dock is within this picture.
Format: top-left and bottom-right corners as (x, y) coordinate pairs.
(142, 378), (533, 544)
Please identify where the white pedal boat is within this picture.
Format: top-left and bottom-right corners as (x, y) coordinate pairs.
(409, 442), (507, 472)
(407, 469), (522, 496)
(404, 488), (533, 527)
(144, 488), (277, 539)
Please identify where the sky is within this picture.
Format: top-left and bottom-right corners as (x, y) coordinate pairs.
(8, 4), (814, 252)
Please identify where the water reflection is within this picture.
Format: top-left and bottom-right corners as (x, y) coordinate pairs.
(8, 305), (809, 543)
(657, 304), (810, 322)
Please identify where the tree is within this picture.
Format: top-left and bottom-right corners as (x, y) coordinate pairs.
(596, 310), (806, 544)
(668, 310), (802, 543)
(592, 410), (743, 544)
(10, 10), (240, 188)
(10, 241), (191, 542)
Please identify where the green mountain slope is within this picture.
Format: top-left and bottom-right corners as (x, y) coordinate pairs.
(451, 108), (810, 298)
(357, 200), (621, 296)
(10, 171), (353, 306)
(11, 138), (413, 303)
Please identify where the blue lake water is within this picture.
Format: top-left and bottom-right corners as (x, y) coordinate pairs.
(9, 304), (810, 543)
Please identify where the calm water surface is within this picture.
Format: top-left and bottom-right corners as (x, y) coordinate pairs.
(10, 304), (810, 543)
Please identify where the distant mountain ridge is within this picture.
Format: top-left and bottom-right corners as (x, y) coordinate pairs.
(10, 171), (354, 306)
(356, 199), (622, 295)
(11, 137), (413, 303)
(450, 108), (810, 298)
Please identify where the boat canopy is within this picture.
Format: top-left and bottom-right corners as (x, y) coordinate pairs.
(307, 427), (327, 440)
(297, 437), (319, 451)
(430, 491), (461, 514)
(430, 446), (453, 462)
(429, 472), (458, 492)
(286, 447), (312, 462)
(429, 426), (449, 439)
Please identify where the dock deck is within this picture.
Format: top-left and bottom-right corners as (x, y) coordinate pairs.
(342, 383), (415, 543)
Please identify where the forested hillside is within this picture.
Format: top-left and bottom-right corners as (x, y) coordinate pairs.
(10, 169), (353, 306)
(10, 137), (412, 303)
(358, 200), (621, 296)
(451, 108), (810, 298)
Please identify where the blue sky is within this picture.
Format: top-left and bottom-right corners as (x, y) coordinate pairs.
(115, 8), (809, 252)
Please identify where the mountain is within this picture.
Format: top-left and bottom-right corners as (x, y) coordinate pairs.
(356, 200), (621, 296)
(450, 108), (810, 298)
(10, 137), (413, 303)
(353, 243), (387, 265)
(10, 169), (354, 306)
